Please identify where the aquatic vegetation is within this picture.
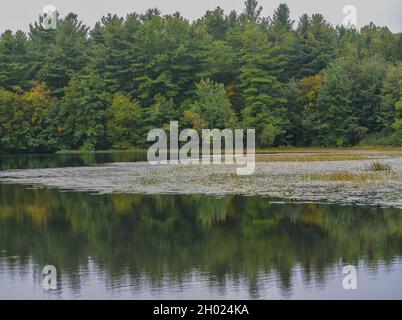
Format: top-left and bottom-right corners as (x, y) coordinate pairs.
(1, 151), (401, 208)
(136, 176), (159, 185)
(256, 154), (367, 162)
(369, 161), (393, 172)
(304, 171), (400, 182)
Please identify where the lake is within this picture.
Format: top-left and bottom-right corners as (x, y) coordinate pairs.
(0, 152), (402, 299)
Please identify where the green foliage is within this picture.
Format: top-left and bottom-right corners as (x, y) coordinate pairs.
(0, 83), (58, 152)
(0, 1), (402, 152)
(196, 7), (229, 40)
(392, 79), (402, 129)
(89, 14), (141, 94)
(185, 79), (237, 130)
(132, 14), (210, 105)
(107, 94), (143, 149)
(242, 0), (263, 23)
(201, 40), (237, 86)
(317, 53), (389, 146)
(369, 161), (392, 172)
(281, 78), (301, 145)
(238, 23), (285, 145)
(33, 13), (89, 96)
(292, 14), (338, 79)
(0, 31), (30, 91)
(317, 59), (353, 146)
(297, 74), (322, 146)
(379, 65), (402, 128)
(146, 94), (178, 130)
(360, 128), (402, 147)
(58, 74), (111, 150)
(271, 3), (294, 32)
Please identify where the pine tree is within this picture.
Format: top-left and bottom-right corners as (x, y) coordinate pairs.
(132, 14), (209, 105)
(238, 24), (285, 146)
(282, 78), (301, 146)
(391, 79), (402, 130)
(271, 3), (294, 32)
(317, 60), (353, 146)
(0, 31), (30, 91)
(292, 14), (337, 79)
(379, 64), (402, 128)
(201, 40), (237, 86)
(269, 4), (297, 82)
(89, 14), (141, 94)
(196, 7), (229, 40)
(350, 55), (387, 137)
(242, 0), (263, 23)
(34, 13), (89, 96)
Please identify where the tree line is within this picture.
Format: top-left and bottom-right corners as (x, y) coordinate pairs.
(0, 0), (401, 152)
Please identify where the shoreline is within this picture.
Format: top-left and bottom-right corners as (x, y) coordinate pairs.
(0, 151), (401, 209)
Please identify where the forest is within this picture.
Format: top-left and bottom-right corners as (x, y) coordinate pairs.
(0, 0), (401, 152)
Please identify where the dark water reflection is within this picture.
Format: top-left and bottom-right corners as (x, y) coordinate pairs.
(0, 184), (402, 299)
(0, 151), (147, 170)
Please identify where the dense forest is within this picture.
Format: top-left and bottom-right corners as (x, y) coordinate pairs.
(0, 0), (401, 152)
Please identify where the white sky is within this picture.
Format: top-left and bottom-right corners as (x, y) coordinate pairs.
(0, 0), (401, 33)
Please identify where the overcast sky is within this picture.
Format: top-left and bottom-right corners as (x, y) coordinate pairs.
(1, 0), (401, 33)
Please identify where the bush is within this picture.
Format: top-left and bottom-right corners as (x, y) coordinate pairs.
(359, 128), (402, 147)
(369, 161), (393, 172)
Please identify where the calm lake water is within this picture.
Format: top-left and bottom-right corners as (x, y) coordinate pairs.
(0, 152), (402, 299)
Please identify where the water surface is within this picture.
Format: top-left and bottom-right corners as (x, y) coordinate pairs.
(0, 153), (402, 299)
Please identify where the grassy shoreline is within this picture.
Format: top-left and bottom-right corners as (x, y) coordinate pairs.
(0, 146), (400, 157)
(58, 146), (402, 154)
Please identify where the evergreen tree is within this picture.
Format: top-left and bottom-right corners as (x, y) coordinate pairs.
(292, 14), (337, 79)
(238, 24), (285, 145)
(35, 13), (89, 95)
(89, 13), (141, 94)
(0, 5), (401, 151)
(391, 79), (402, 130)
(317, 60), (353, 146)
(201, 40), (237, 86)
(271, 3), (294, 32)
(350, 55), (387, 138)
(0, 31), (30, 91)
(281, 78), (300, 145)
(197, 7), (229, 40)
(242, 0), (263, 23)
(132, 14), (210, 105)
(58, 74), (111, 150)
(269, 4), (297, 82)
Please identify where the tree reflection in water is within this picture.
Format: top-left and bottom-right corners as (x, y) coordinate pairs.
(0, 184), (401, 298)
